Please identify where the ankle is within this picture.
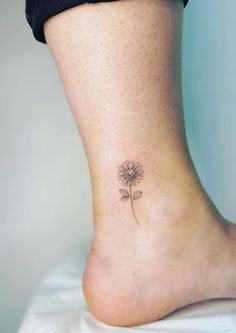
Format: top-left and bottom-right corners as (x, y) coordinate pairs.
(93, 159), (213, 229)
(139, 182), (211, 228)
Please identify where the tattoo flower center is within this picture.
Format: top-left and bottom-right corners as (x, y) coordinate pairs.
(125, 169), (135, 179)
(118, 161), (144, 225)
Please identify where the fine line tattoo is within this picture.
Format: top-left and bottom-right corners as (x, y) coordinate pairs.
(118, 161), (144, 225)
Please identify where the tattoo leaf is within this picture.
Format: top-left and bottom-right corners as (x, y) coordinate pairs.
(133, 191), (142, 200)
(119, 189), (130, 197)
(121, 195), (130, 201)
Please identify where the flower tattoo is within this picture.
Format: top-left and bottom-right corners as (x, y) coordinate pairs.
(118, 161), (144, 225)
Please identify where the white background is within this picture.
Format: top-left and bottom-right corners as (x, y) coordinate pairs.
(1, 0), (236, 332)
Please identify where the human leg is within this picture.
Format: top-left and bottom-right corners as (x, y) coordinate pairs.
(44, 0), (236, 326)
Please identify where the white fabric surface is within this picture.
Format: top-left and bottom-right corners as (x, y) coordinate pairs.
(19, 255), (236, 333)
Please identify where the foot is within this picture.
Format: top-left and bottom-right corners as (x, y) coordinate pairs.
(83, 167), (236, 326)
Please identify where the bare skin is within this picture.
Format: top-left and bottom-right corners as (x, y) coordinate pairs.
(44, 0), (236, 326)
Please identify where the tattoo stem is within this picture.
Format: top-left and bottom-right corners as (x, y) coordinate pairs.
(129, 185), (140, 225)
